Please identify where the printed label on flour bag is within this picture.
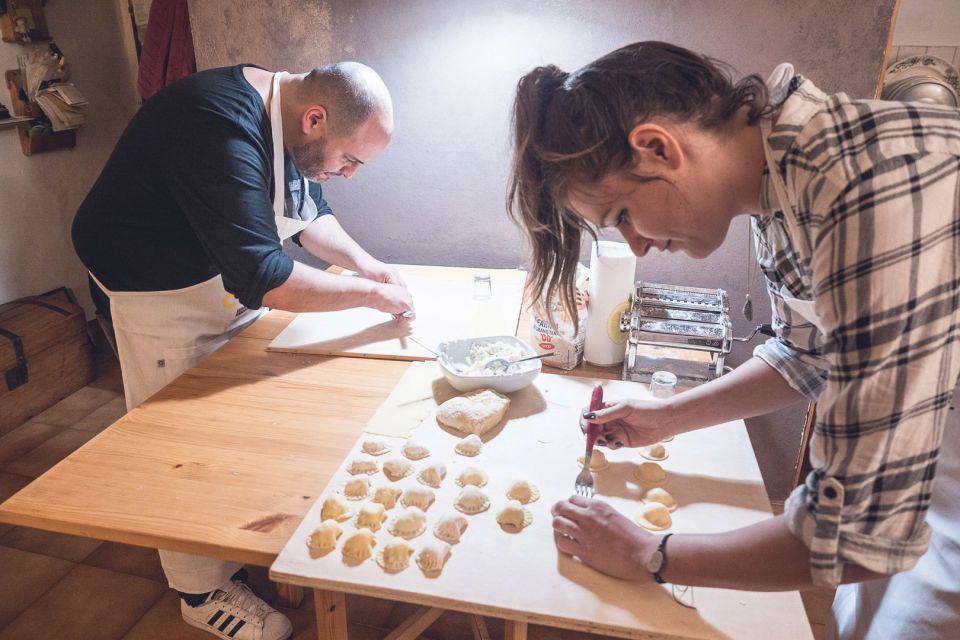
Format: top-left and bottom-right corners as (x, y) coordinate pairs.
(530, 263), (588, 370)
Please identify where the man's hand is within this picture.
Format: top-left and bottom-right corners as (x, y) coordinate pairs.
(551, 496), (657, 582)
(580, 399), (675, 449)
(367, 281), (415, 317)
(357, 259), (407, 289)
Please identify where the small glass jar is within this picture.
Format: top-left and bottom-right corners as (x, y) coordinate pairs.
(649, 370), (678, 399)
(473, 274), (492, 300)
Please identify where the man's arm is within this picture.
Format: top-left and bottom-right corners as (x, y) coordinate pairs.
(297, 215), (392, 281)
(262, 261), (411, 313)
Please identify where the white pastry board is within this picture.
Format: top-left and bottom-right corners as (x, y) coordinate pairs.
(270, 373), (812, 639)
(267, 265), (526, 360)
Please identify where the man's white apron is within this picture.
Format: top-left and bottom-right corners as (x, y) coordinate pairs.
(91, 71), (314, 593)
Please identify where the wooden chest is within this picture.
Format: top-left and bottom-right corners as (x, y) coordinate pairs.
(0, 287), (94, 436)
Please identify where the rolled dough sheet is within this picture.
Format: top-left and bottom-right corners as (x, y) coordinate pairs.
(364, 362), (458, 437)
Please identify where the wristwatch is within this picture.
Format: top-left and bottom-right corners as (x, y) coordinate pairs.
(646, 533), (673, 584)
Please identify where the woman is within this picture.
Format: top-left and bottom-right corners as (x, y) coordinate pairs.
(508, 41), (960, 639)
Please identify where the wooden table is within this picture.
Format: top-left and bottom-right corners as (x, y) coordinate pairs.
(0, 308), (811, 639)
(0, 310), (410, 568)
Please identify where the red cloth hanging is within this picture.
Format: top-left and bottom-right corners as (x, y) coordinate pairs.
(137, 0), (197, 100)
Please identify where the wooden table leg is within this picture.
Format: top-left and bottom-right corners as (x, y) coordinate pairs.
(503, 619), (529, 640)
(275, 583), (304, 608)
(383, 606), (444, 640)
(470, 615), (492, 640)
(314, 589), (348, 640)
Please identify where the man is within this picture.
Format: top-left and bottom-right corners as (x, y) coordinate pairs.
(72, 62), (412, 640)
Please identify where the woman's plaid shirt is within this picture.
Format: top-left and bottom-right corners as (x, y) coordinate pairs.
(752, 76), (960, 587)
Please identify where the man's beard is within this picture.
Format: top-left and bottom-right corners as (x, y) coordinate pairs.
(291, 136), (329, 180)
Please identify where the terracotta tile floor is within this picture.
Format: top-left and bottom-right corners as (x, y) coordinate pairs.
(0, 347), (831, 639)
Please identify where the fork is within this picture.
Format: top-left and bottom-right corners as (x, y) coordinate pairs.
(574, 384), (605, 497)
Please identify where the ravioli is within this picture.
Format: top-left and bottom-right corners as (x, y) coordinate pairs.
(496, 500), (533, 532)
(306, 519), (342, 553)
(388, 506), (428, 539)
(455, 434), (483, 457)
(344, 476), (371, 500)
(355, 502), (388, 531)
(505, 480), (540, 504)
(433, 514), (469, 544)
(415, 541), (452, 574)
(342, 529), (377, 562)
(454, 486), (490, 514)
(417, 462), (447, 488)
(401, 439), (431, 460)
(320, 494), (351, 522)
(347, 456), (379, 475)
(400, 486), (436, 511)
(361, 437), (391, 456)
(376, 537), (414, 572)
(372, 485), (403, 510)
(382, 457), (415, 481)
(455, 466), (488, 488)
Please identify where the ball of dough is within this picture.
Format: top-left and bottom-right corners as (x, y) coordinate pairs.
(578, 449), (608, 471)
(634, 502), (672, 531)
(634, 461), (666, 486)
(436, 389), (510, 436)
(638, 443), (669, 461)
(643, 487), (677, 511)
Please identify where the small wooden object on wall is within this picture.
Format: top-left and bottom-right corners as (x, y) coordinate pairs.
(4, 69), (75, 155)
(0, 287), (95, 437)
(0, 0), (51, 44)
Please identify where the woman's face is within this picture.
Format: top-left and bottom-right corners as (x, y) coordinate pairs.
(568, 169), (735, 260)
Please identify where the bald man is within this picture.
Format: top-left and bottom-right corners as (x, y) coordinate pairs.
(72, 63), (411, 640)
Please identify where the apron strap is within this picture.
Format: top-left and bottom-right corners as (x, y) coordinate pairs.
(270, 72), (287, 220)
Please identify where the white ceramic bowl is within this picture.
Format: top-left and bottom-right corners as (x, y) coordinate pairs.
(437, 335), (541, 394)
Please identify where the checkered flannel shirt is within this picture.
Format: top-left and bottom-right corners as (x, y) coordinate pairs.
(752, 75), (960, 587)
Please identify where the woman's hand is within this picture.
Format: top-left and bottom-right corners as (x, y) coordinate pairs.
(580, 398), (676, 449)
(551, 496), (657, 582)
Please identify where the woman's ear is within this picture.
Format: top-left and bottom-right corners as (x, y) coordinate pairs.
(302, 105), (328, 135)
(626, 123), (683, 173)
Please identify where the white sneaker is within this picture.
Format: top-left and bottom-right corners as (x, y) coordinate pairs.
(180, 580), (293, 640)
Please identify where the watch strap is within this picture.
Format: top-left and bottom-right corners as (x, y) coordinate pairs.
(653, 533), (673, 584)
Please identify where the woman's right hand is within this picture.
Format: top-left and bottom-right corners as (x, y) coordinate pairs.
(580, 399), (676, 449)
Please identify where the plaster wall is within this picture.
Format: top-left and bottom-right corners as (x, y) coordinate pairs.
(0, 0), (140, 317)
(188, 0), (896, 500)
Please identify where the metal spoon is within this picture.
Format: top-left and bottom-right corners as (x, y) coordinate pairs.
(481, 352), (551, 372)
(409, 337), (467, 374)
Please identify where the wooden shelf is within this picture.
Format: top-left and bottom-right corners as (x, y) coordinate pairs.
(4, 69), (76, 156)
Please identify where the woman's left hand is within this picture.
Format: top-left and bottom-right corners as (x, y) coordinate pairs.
(551, 495), (658, 582)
